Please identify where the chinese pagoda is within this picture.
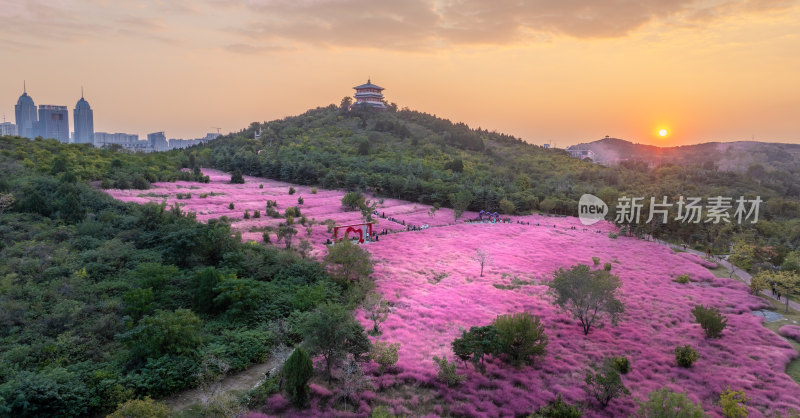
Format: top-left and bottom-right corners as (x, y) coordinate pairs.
(352, 79), (387, 109)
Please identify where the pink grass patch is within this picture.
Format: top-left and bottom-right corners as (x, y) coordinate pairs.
(780, 325), (800, 343)
(106, 169), (800, 417)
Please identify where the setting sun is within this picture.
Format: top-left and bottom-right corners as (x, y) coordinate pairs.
(659, 129), (669, 137)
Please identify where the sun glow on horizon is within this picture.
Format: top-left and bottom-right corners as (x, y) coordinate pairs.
(659, 129), (669, 137)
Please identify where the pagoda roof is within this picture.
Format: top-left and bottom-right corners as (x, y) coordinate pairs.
(353, 79), (384, 90)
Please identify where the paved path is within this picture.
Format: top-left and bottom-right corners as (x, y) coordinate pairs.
(164, 345), (293, 412)
(657, 240), (800, 312)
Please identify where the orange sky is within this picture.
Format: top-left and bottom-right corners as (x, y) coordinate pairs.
(2, 0), (799, 146)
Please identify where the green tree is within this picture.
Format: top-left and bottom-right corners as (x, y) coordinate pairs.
(499, 198), (516, 215)
(107, 397), (171, 418)
(277, 223), (298, 249)
(120, 309), (203, 361)
(719, 387), (748, 418)
(539, 198), (557, 214)
(492, 312), (548, 367)
(284, 347), (313, 407)
(302, 302), (371, 382)
(452, 325), (499, 373)
(634, 387), (705, 418)
(230, 170), (245, 184)
(370, 341), (400, 373)
(771, 270), (800, 313)
(342, 191), (365, 211)
(691, 305), (728, 338)
(749, 271), (770, 295)
(675, 345), (700, 368)
(122, 287), (155, 322)
(450, 189), (474, 221)
(193, 267), (223, 313)
(584, 359), (630, 408)
(531, 394), (583, 418)
(782, 251), (800, 274)
(432, 356), (465, 387)
(324, 239), (374, 284)
(363, 292), (390, 335)
(548, 264), (625, 335)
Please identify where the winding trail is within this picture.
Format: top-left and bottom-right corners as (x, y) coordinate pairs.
(163, 346), (293, 412)
(658, 240), (800, 312)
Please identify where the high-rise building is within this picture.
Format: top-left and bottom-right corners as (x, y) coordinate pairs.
(14, 82), (38, 139)
(94, 132), (139, 145)
(0, 122), (17, 136)
(73, 90), (94, 144)
(147, 131), (168, 151)
(38, 105), (69, 143)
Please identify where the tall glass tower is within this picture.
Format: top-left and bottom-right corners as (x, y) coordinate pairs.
(74, 89), (94, 144)
(14, 82), (38, 139)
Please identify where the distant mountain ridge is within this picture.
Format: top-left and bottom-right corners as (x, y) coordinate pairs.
(568, 137), (800, 172)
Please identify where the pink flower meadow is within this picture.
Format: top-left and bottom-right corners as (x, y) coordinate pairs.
(106, 169), (800, 417)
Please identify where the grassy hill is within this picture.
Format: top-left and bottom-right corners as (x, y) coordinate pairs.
(190, 104), (800, 254)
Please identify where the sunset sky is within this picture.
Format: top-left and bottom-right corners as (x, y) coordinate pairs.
(1, 0), (799, 146)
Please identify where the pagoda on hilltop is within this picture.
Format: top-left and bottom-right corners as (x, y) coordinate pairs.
(352, 79), (387, 109)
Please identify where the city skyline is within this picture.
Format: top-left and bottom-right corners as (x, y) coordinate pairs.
(2, 1), (800, 146)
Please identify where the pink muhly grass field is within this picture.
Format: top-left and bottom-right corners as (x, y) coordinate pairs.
(106, 169), (800, 417)
(780, 325), (800, 343)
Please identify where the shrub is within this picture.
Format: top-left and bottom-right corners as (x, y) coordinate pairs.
(603, 262), (612, 271)
(691, 305), (727, 338)
(609, 356), (630, 374)
(370, 341), (400, 372)
(531, 394), (583, 418)
(107, 397), (170, 418)
(675, 345), (700, 368)
(288, 186), (296, 195)
(608, 232), (618, 239)
(499, 198), (516, 215)
(311, 187), (318, 194)
(259, 184), (263, 189)
(675, 274), (690, 284)
(720, 387), (749, 418)
(228, 203), (234, 210)
(230, 170), (245, 184)
(451, 325), (499, 373)
(432, 356), (465, 387)
(592, 256), (601, 266)
(634, 388), (704, 418)
(253, 210), (261, 218)
(262, 232), (270, 244)
(284, 347), (313, 408)
(493, 312), (548, 367)
(584, 359), (630, 407)
(298, 196), (304, 205)
(243, 210), (250, 219)
(342, 191), (365, 211)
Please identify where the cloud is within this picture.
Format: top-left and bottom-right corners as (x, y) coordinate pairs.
(229, 0), (797, 50)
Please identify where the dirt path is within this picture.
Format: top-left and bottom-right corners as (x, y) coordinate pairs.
(164, 345), (294, 412)
(659, 241), (800, 312)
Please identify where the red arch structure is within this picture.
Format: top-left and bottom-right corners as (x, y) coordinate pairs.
(334, 223), (374, 244)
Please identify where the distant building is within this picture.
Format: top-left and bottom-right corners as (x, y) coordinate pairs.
(14, 83), (38, 139)
(94, 132), (139, 146)
(38, 105), (69, 142)
(73, 91), (94, 144)
(0, 122), (17, 136)
(352, 79), (387, 109)
(147, 131), (168, 151)
(565, 147), (596, 161)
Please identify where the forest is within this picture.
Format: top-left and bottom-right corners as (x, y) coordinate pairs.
(0, 137), (368, 416)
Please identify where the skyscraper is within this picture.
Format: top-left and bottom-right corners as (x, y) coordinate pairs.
(147, 131), (168, 151)
(0, 122), (17, 136)
(73, 89), (94, 144)
(14, 82), (38, 139)
(38, 105), (69, 143)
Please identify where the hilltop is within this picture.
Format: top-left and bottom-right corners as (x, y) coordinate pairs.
(569, 137), (800, 173)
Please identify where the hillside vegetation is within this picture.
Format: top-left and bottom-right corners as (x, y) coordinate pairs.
(0, 138), (356, 416)
(191, 103), (800, 255)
